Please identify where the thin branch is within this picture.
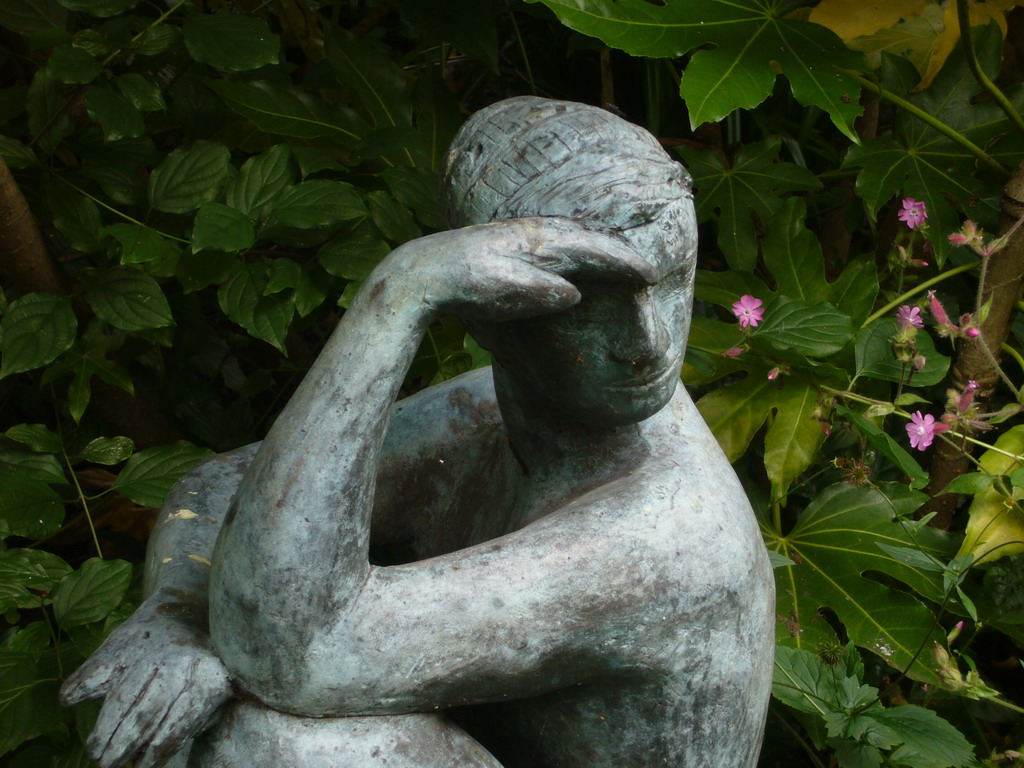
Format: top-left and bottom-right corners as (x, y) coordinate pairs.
(956, 0), (1024, 138)
(846, 71), (1009, 177)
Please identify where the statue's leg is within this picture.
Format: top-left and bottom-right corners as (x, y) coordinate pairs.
(187, 701), (503, 768)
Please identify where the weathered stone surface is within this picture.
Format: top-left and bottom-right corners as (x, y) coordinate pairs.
(62, 97), (773, 768)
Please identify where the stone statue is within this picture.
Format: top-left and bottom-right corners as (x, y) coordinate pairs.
(60, 97), (774, 767)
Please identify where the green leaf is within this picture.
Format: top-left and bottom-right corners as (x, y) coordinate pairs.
(217, 261), (293, 350)
(130, 24), (180, 56)
(0, 136), (38, 169)
(104, 224), (180, 265)
(325, 28), (412, 130)
(4, 424), (60, 453)
(85, 84), (144, 142)
(56, 0), (138, 16)
(46, 43), (99, 83)
(0, 549), (71, 611)
(81, 158), (146, 206)
(873, 706), (976, 768)
(765, 483), (956, 680)
(751, 296), (853, 358)
(397, 0), (498, 72)
(149, 140), (231, 214)
(0, 0), (67, 35)
(696, 374), (776, 462)
(844, 27), (1013, 263)
(366, 190), (421, 244)
(176, 249), (233, 294)
(838, 407), (929, 490)
(47, 184), (102, 252)
(0, 477), (64, 539)
(53, 558), (131, 627)
(84, 268), (173, 331)
(271, 180), (367, 228)
(115, 73), (165, 112)
(0, 447), (65, 484)
(0, 649), (54, 755)
(226, 144), (295, 218)
(317, 229), (391, 280)
(207, 79), (364, 147)
(191, 202), (256, 253)
(250, 292), (293, 354)
(380, 167), (444, 229)
(773, 646), (861, 716)
(111, 441), (212, 507)
(765, 381), (826, 503)
(940, 472), (997, 496)
(828, 255), (880, 328)
(79, 436), (133, 465)
(27, 69), (70, 155)
(183, 11), (280, 71)
(49, 337), (134, 424)
(678, 138), (821, 270)
(527, 0), (866, 140)
(854, 318), (950, 387)
(763, 198), (830, 302)
(0, 293), (76, 379)
(264, 259), (300, 295)
(294, 264), (331, 317)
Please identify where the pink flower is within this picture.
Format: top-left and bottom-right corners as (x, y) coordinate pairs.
(906, 411), (949, 451)
(957, 380), (979, 414)
(767, 367), (780, 381)
(731, 295), (764, 329)
(898, 198), (928, 229)
(724, 347), (744, 358)
(949, 220), (984, 252)
(896, 305), (924, 329)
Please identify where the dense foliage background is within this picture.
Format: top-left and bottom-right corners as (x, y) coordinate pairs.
(0, 0), (1022, 765)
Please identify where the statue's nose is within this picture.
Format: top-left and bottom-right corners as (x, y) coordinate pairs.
(610, 289), (671, 366)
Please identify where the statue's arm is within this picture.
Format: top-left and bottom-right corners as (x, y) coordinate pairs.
(208, 218), (656, 712)
(58, 449), (255, 768)
(250, 484), (669, 716)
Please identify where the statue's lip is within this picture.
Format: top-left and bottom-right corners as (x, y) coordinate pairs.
(612, 360), (680, 388)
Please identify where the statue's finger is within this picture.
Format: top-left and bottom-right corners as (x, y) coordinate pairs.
(135, 683), (224, 768)
(518, 219), (658, 285)
(86, 667), (161, 767)
(59, 661), (115, 706)
(466, 259), (581, 321)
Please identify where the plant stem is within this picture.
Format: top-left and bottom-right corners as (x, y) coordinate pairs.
(769, 705), (827, 768)
(972, 329), (1022, 400)
(846, 71), (1008, 177)
(1000, 342), (1024, 375)
(956, 0), (1024, 138)
(53, 174), (190, 244)
(509, 10), (536, 96)
(863, 262), (978, 326)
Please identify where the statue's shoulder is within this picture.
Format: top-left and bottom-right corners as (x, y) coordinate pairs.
(386, 367), (502, 451)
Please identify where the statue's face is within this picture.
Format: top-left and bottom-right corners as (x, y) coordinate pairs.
(488, 199), (696, 426)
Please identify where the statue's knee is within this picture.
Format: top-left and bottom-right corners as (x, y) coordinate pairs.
(189, 701), (501, 768)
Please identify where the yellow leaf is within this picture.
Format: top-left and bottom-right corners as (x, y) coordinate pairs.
(809, 0), (928, 42)
(957, 425), (1024, 565)
(846, 4), (945, 76)
(915, 0), (1023, 90)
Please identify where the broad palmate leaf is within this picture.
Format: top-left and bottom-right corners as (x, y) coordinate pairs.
(765, 483), (957, 681)
(678, 138), (821, 270)
(845, 24), (1023, 263)
(525, 0), (867, 139)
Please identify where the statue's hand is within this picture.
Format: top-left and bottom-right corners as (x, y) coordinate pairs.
(394, 217), (658, 322)
(60, 597), (231, 768)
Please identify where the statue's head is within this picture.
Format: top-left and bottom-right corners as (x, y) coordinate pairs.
(442, 97), (698, 426)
